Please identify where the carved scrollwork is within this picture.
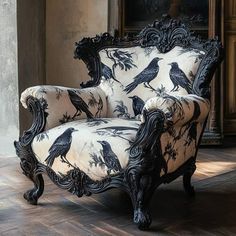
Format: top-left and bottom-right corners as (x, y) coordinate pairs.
(124, 109), (167, 229)
(14, 141), (37, 178)
(126, 109), (167, 183)
(14, 96), (48, 204)
(20, 96), (48, 146)
(14, 96), (48, 175)
(193, 39), (224, 98)
(35, 163), (126, 197)
(136, 15), (192, 53)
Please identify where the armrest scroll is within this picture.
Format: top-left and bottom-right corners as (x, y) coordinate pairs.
(142, 94), (210, 127)
(21, 85), (107, 130)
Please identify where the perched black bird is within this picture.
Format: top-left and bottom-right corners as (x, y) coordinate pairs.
(184, 100), (201, 147)
(97, 140), (122, 174)
(101, 62), (121, 84)
(45, 127), (77, 167)
(129, 96), (145, 116)
(168, 62), (192, 94)
(124, 57), (163, 94)
(68, 90), (93, 119)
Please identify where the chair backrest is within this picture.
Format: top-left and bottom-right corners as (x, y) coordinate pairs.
(74, 16), (223, 118)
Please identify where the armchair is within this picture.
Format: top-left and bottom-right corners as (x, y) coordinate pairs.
(14, 16), (223, 230)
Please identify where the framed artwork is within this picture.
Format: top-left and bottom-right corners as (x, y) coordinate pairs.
(123, 0), (209, 37)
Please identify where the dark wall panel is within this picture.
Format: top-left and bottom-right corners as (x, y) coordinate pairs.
(17, 0), (46, 133)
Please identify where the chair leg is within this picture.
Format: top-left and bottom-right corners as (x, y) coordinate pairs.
(128, 174), (156, 230)
(15, 140), (45, 205)
(23, 174), (44, 205)
(183, 160), (196, 197)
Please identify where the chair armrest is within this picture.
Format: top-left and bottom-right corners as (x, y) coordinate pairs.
(21, 85), (107, 130)
(142, 94), (210, 127)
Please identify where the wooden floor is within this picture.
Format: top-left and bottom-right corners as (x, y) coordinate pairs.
(0, 140), (236, 235)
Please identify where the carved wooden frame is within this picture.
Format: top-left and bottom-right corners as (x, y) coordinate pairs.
(14, 16), (223, 230)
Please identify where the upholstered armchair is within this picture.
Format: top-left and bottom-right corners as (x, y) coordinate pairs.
(15, 16), (223, 230)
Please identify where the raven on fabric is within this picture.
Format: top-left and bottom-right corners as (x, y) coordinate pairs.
(45, 127), (77, 167)
(68, 90), (93, 119)
(124, 57), (162, 94)
(129, 95), (145, 116)
(97, 140), (122, 174)
(168, 62), (192, 94)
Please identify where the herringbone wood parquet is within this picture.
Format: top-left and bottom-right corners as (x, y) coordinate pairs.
(0, 140), (236, 236)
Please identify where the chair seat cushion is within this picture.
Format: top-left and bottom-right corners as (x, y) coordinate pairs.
(32, 118), (140, 181)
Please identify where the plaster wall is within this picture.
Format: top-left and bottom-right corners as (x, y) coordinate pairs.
(46, 0), (108, 88)
(0, 0), (18, 156)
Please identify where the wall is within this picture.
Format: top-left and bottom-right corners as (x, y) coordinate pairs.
(0, 0), (18, 156)
(224, 0), (236, 134)
(17, 0), (46, 133)
(46, 0), (108, 88)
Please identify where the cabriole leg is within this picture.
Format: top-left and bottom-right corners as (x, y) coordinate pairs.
(183, 159), (196, 197)
(15, 141), (45, 205)
(129, 174), (156, 230)
(23, 174), (44, 205)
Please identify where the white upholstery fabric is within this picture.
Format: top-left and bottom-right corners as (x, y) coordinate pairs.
(143, 94), (210, 126)
(22, 45), (210, 181)
(98, 46), (205, 118)
(21, 86), (107, 130)
(161, 122), (204, 175)
(32, 118), (140, 181)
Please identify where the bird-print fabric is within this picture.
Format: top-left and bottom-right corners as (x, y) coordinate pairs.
(21, 86), (108, 130)
(169, 62), (192, 93)
(97, 140), (122, 174)
(45, 127), (77, 167)
(31, 94), (209, 180)
(143, 94), (210, 174)
(32, 118), (140, 181)
(99, 46), (205, 118)
(21, 44), (209, 181)
(124, 57), (163, 94)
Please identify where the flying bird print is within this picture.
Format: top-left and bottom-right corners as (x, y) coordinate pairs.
(124, 57), (163, 94)
(45, 127), (77, 167)
(68, 90), (93, 119)
(168, 62), (192, 94)
(97, 140), (122, 174)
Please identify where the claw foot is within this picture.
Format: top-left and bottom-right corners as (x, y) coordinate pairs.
(185, 184), (195, 197)
(134, 208), (152, 230)
(183, 173), (195, 197)
(23, 189), (38, 205)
